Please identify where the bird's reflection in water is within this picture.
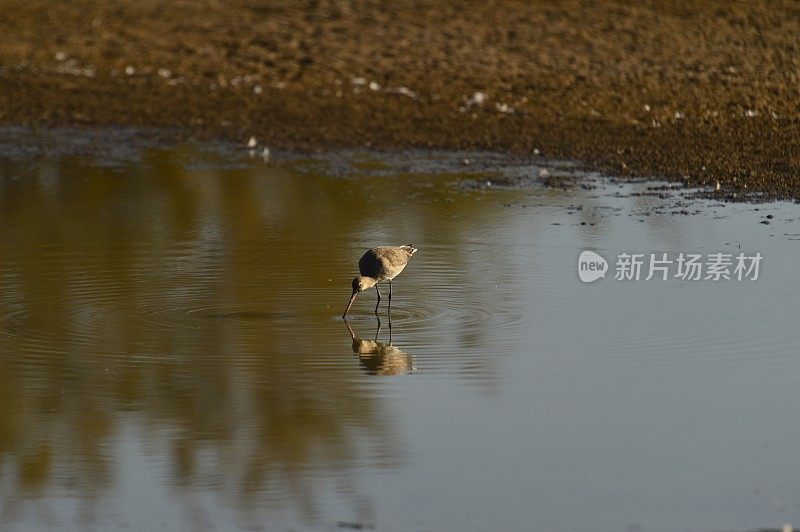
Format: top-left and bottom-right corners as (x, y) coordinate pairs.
(344, 317), (415, 376)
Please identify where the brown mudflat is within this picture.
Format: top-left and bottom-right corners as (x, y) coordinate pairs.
(0, 0), (798, 199)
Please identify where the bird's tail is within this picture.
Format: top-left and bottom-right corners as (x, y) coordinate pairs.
(403, 244), (417, 255)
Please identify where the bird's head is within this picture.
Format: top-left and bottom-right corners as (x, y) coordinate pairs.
(343, 276), (377, 318)
(352, 276), (376, 294)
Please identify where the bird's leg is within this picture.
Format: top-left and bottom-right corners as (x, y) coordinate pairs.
(388, 313), (393, 344)
(374, 284), (382, 315)
(387, 280), (393, 312)
(375, 317), (382, 342)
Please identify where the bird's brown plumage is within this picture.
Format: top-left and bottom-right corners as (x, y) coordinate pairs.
(342, 244), (417, 317)
(358, 245), (416, 282)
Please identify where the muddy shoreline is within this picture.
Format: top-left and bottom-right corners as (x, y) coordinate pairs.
(1, 0), (798, 199)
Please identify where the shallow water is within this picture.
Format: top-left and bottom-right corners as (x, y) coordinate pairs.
(1, 139), (799, 531)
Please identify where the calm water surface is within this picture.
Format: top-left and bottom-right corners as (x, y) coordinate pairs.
(1, 141), (799, 531)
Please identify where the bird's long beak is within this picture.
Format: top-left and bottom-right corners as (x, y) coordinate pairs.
(344, 321), (356, 340)
(343, 292), (357, 318)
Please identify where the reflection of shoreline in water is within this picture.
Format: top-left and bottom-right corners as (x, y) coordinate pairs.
(0, 143), (513, 529)
(345, 318), (415, 376)
(0, 150), (415, 528)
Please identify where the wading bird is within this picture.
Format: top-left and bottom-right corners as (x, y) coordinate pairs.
(342, 245), (417, 317)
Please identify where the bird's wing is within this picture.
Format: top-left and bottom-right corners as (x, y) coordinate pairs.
(359, 246), (413, 279)
(381, 246), (412, 265)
